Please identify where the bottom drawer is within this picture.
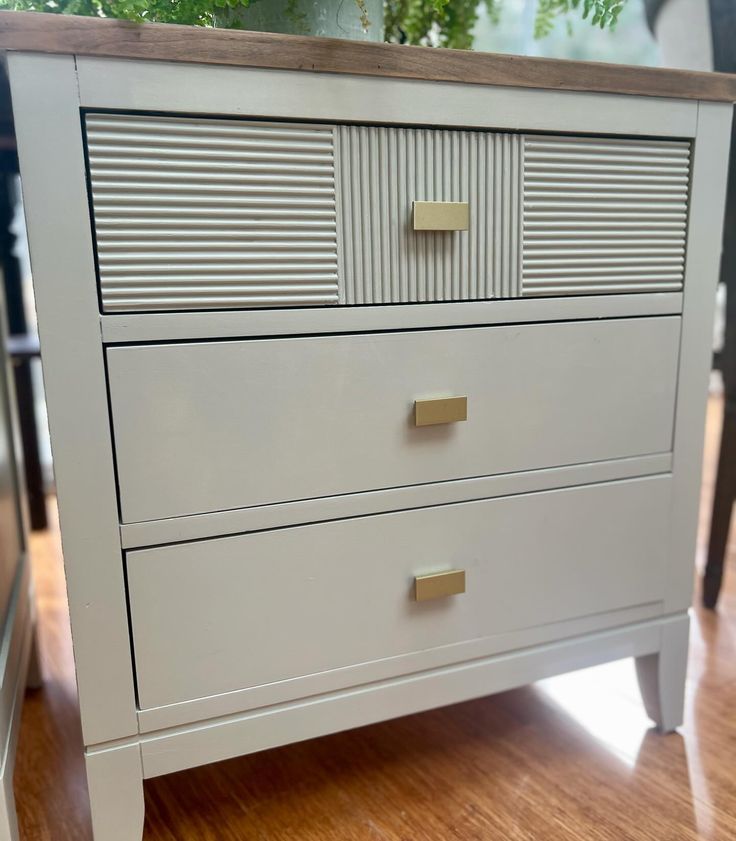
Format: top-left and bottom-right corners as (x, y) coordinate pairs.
(128, 475), (670, 711)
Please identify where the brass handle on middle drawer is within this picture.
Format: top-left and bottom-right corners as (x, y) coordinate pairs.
(414, 570), (466, 602)
(413, 201), (469, 231)
(414, 396), (467, 427)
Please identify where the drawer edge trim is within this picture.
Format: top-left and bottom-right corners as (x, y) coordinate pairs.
(135, 601), (664, 734)
(100, 293), (684, 344)
(136, 612), (683, 777)
(120, 453), (673, 549)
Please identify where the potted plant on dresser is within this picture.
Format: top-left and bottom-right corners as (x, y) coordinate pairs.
(6, 0), (625, 45)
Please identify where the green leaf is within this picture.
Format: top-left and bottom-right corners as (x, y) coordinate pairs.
(0, 0), (629, 48)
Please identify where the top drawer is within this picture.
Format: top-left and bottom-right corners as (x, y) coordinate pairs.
(85, 113), (690, 313)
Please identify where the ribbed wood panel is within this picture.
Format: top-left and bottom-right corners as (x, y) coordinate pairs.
(85, 114), (339, 311)
(335, 126), (521, 303)
(521, 136), (690, 296)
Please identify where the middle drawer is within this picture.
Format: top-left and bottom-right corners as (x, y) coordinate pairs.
(107, 317), (680, 523)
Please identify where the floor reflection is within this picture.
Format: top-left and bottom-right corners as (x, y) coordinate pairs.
(536, 659), (650, 767)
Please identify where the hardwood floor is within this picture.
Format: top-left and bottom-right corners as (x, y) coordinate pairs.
(15, 395), (736, 840)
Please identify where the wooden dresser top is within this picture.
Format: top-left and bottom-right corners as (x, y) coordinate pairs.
(1, 9), (736, 102)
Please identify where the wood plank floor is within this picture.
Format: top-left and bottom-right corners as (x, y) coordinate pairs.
(15, 395), (736, 840)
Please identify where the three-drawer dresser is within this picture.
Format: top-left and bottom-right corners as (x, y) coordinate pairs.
(2, 11), (736, 840)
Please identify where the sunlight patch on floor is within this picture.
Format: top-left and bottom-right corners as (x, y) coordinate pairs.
(536, 659), (651, 767)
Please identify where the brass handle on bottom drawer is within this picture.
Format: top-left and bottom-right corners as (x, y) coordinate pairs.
(414, 570), (466, 602)
(414, 396), (467, 427)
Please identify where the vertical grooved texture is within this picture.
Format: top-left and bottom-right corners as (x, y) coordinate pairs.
(336, 126), (521, 304)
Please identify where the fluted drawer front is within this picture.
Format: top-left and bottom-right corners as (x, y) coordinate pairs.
(521, 136), (690, 297)
(335, 126), (521, 303)
(85, 114), (339, 312)
(85, 113), (691, 312)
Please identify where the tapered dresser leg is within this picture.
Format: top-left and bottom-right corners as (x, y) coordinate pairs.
(635, 614), (690, 733)
(85, 744), (144, 841)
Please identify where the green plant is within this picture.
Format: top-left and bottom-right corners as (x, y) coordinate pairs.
(2, 0), (626, 48)
(3, 0), (252, 26)
(533, 0), (625, 38)
(385, 0), (500, 49)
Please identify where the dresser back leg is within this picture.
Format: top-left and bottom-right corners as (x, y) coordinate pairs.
(635, 613), (690, 733)
(25, 623), (42, 691)
(85, 744), (144, 841)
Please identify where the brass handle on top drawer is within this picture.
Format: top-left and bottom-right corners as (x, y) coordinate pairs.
(414, 570), (466, 602)
(413, 201), (470, 231)
(414, 396), (467, 427)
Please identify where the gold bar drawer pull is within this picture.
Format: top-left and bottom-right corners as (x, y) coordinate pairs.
(413, 201), (470, 231)
(414, 570), (466, 602)
(414, 396), (467, 427)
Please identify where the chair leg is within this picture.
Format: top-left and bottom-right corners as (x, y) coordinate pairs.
(703, 401), (736, 608)
(12, 358), (47, 532)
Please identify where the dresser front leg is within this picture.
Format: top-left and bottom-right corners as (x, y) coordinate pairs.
(635, 614), (690, 733)
(86, 744), (145, 841)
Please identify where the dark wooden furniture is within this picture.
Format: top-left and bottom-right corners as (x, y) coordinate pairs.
(0, 67), (47, 531)
(703, 0), (736, 608)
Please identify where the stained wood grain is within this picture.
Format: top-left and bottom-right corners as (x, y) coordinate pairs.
(13, 394), (736, 840)
(1, 10), (736, 102)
